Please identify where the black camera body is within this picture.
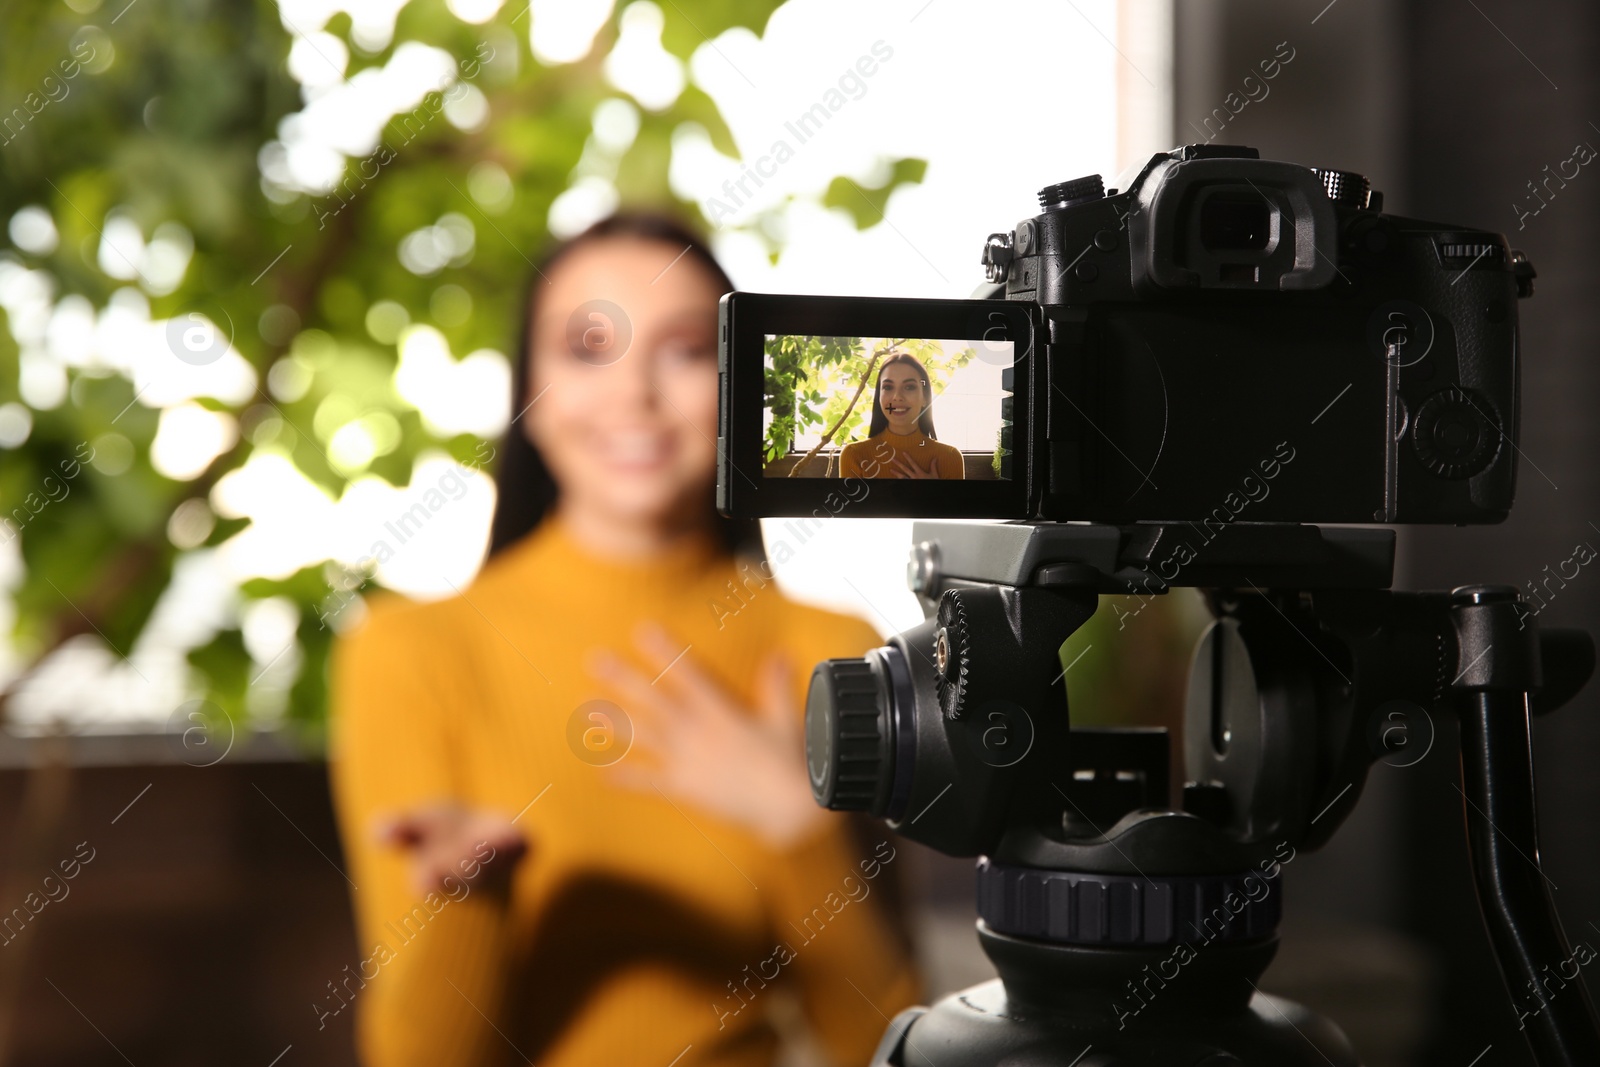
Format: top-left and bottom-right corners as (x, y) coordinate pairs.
(717, 143), (1535, 525)
(999, 142), (1530, 524)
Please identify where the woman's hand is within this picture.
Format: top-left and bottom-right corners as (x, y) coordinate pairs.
(586, 624), (828, 851)
(373, 801), (530, 898)
(891, 450), (940, 478)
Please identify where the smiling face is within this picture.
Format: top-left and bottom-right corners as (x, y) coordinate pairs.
(877, 359), (929, 435)
(521, 236), (723, 537)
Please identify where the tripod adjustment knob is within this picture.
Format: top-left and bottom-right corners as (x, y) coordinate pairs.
(977, 859), (1282, 945)
(806, 658), (890, 812)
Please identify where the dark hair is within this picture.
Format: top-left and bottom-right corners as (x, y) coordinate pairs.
(487, 211), (762, 559)
(866, 350), (939, 439)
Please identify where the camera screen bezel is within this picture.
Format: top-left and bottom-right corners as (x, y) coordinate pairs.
(718, 292), (1035, 518)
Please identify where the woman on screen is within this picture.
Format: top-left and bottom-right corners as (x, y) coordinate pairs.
(839, 350), (966, 479)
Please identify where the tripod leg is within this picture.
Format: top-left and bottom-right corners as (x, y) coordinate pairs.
(1458, 689), (1600, 1065)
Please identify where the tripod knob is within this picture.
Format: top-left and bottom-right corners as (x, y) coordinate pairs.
(806, 658), (891, 812)
(977, 859), (1282, 945)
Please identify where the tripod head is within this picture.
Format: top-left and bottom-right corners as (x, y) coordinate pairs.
(805, 520), (1598, 1065)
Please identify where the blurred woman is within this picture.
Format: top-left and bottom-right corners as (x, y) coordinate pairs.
(838, 351), (965, 479)
(329, 213), (919, 1067)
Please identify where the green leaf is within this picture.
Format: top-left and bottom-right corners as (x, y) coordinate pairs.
(820, 157), (929, 230)
(672, 85), (741, 159)
(656, 0), (786, 60)
(187, 628), (252, 726)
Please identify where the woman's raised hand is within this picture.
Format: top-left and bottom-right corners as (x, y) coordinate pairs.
(891, 451), (940, 478)
(586, 623), (828, 851)
(373, 801), (530, 897)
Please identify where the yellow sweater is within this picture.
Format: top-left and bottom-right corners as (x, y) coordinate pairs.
(839, 430), (965, 480)
(328, 513), (920, 1067)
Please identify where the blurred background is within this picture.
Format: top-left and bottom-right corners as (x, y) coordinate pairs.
(0, 0), (1595, 1063)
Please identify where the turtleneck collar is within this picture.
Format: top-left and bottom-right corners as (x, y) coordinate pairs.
(492, 508), (725, 596)
(880, 427), (931, 446)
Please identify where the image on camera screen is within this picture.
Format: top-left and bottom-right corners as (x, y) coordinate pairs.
(761, 334), (1014, 481)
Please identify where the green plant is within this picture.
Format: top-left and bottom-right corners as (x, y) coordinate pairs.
(0, 0), (925, 743)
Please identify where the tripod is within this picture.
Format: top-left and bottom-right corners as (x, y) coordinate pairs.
(804, 520), (1598, 1066)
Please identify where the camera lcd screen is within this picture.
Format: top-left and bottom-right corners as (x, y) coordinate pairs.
(718, 293), (1035, 519)
(761, 334), (1014, 481)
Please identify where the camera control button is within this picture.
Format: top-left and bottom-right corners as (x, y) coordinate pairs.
(1310, 166), (1372, 209)
(1038, 174), (1105, 211)
(1412, 386), (1500, 479)
(1015, 220), (1035, 255)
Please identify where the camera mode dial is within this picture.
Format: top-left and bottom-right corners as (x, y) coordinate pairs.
(1038, 174), (1105, 211)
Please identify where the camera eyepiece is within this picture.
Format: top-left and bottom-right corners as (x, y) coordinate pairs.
(1198, 193), (1274, 252)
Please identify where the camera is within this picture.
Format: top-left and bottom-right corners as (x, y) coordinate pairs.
(717, 143), (1535, 524)
(712, 148), (1600, 1066)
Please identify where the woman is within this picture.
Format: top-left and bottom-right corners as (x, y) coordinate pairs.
(838, 351), (965, 479)
(329, 213), (920, 1067)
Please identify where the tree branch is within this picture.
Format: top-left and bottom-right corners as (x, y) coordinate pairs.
(785, 341), (899, 477)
